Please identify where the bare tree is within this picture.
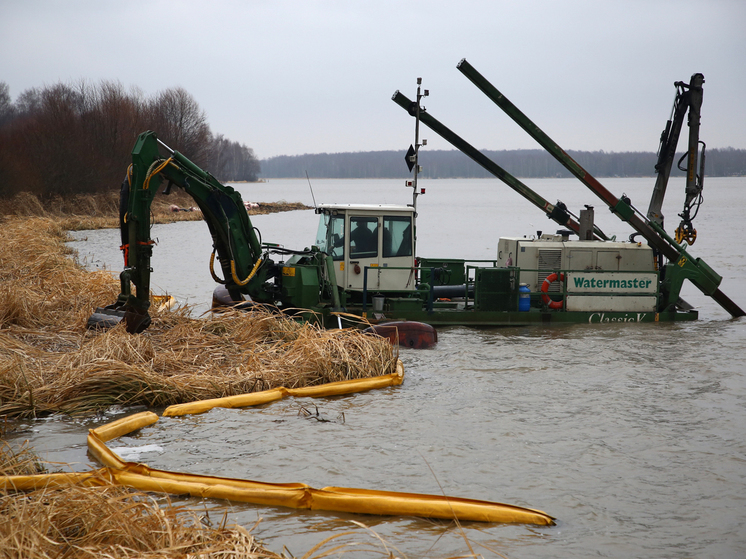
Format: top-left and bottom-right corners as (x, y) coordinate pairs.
(206, 133), (260, 181)
(146, 87), (210, 165)
(0, 80), (260, 200)
(14, 87), (42, 117)
(0, 82), (14, 128)
(81, 80), (145, 181)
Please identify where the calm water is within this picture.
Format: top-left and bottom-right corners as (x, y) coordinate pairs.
(13, 178), (746, 558)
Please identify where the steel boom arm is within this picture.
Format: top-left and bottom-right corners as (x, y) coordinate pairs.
(647, 74), (704, 226)
(391, 91), (608, 241)
(456, 58), (743, 318)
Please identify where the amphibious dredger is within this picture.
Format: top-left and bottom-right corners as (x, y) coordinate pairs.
(91, 60), (743, 337)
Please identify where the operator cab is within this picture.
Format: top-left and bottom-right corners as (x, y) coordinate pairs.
(315, 204), (416, 292)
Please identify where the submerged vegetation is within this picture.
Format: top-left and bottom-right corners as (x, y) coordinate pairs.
(0, 215), (396, 418)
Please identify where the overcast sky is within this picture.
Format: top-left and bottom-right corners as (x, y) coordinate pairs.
(2, 0), (745, 159)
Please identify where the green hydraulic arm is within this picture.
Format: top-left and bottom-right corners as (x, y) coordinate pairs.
(391, 91), (609, 241)
(647, 73), (705, 244)
(456, 58), (744, 318)
(106, 131), (270, 332)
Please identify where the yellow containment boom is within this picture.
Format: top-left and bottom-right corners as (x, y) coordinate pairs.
(1, 471), (109, 491)
(1, 465), (554, 526)
(162, 362), (405, 417)
(3, 365), (555, 526)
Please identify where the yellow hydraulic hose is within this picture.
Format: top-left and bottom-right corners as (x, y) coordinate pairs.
(143, 157), (173, 190)
(231, 256), (263, 287)
(209, 249), (263, 288)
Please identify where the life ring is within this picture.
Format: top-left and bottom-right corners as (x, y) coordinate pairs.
(541, 272), (565, 310)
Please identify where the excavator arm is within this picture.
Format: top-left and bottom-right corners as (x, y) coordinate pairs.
(647, 74), (705, 244)
(95, 131), (274, 333)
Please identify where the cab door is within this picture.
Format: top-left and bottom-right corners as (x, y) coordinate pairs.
(346, 215), (380, 290)
(316, 212), (346, 289)
(380, 214), (415, 291)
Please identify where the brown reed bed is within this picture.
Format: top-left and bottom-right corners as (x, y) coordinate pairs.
(0, 443), (283, 559)
(0, 216), (397, 419)
(0, 190), (310, 231)
(0, 199), (489, 559)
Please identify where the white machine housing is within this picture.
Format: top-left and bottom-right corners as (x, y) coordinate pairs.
(497, 233), (659, 312)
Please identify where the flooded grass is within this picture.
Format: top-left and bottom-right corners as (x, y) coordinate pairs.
(0, 195), (414, 558)
(0, 205), (395, 419)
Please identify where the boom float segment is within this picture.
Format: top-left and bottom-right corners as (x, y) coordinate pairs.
(0, 471), (109, 491)
(19, 366), (552, 526)
(3, 369), (554, 525)
(2, 466), (555, 526)
(162, 362), (405, 416)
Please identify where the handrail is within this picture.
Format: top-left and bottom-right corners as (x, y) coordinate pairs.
(361, 264), (662, 316)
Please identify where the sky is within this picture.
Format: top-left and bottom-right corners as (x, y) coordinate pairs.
(2, 0), (745, 160)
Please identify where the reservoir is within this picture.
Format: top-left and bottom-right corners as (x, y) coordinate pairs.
(13, 177), (746, 558)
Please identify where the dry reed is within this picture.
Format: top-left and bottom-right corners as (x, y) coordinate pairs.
(0, 444), (282, 559)
(0, 196), (498, 558)
(0, 216), (397, 418)
(0, 190), (309, 231)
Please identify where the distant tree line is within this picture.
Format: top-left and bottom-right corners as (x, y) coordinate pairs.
(0, 81), (260, 200)
(261, 147), (746, 179)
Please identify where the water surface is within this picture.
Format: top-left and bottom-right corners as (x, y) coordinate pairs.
(14, 177), (746, 557)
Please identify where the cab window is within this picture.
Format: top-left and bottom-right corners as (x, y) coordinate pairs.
(316, 214), (345, 260)
(350, 216), (378, 259)
(383, 216), (412, 258)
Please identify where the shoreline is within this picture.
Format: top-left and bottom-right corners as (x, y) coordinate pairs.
(0, 190), (310, 231)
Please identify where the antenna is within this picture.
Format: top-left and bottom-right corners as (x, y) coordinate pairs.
(305, 170), (317, 209)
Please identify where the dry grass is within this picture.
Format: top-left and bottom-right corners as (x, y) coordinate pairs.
(0, 205), (410, 558)
(0, 216), (397, 418)
(0, 190), (310, 231)
(0, 193), (501, 557)
(0, 443), (282, 559)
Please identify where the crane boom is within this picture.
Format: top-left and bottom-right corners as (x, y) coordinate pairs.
(101, 131), (274, 332)
(391, 91), (609, 240)
(455, 59), (743, 318)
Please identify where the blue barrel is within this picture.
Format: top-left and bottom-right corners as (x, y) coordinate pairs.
(519, 283), (531, 312)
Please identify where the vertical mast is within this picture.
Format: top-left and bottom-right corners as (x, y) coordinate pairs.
(409, 77), (428, 213)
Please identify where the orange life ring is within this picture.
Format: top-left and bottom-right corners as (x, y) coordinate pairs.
(541, 272), (565, 309)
